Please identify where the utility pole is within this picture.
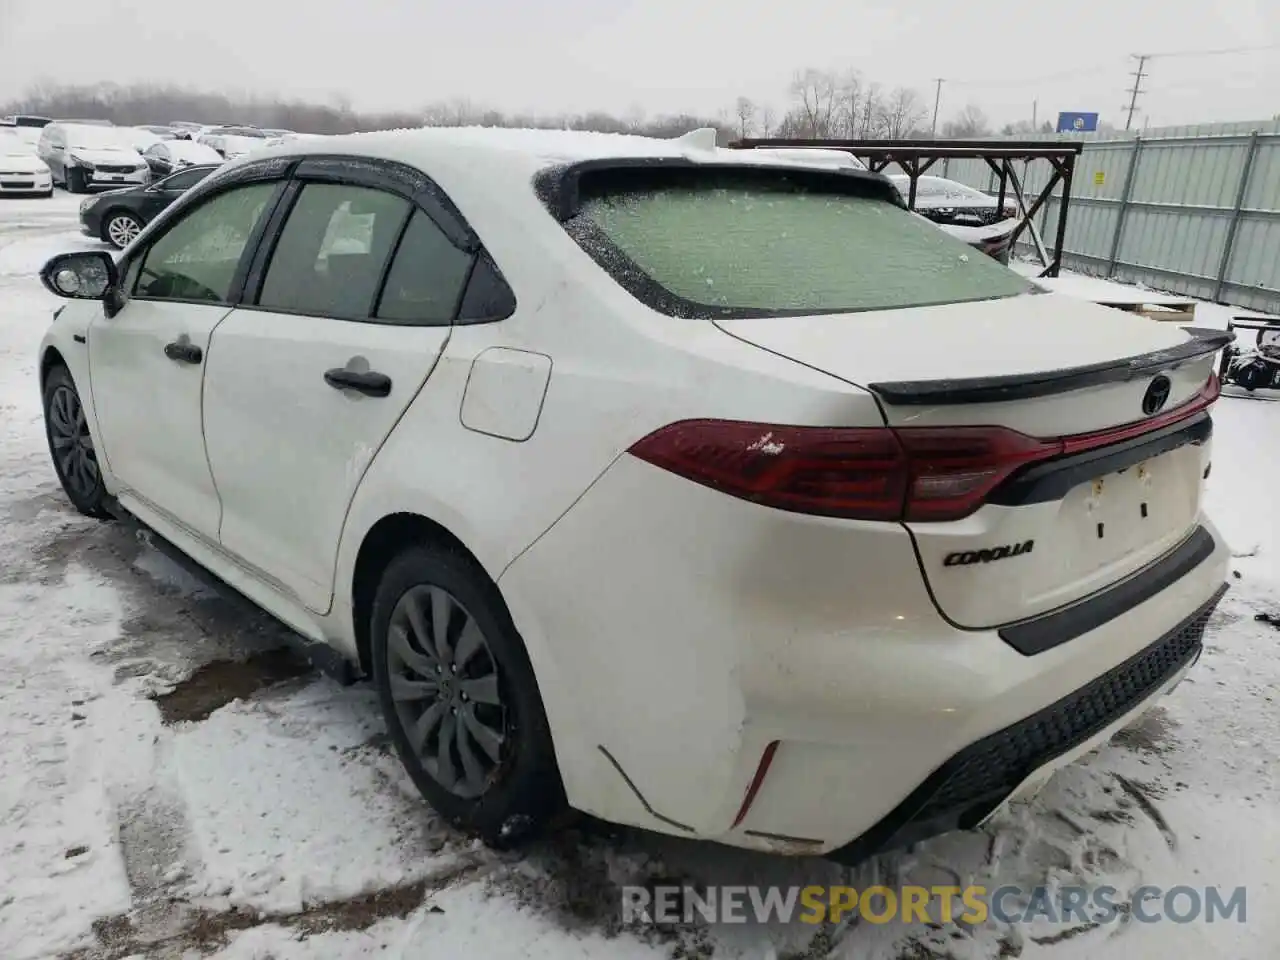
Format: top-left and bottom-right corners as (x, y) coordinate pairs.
(930, 79), (944, 136)
(1032, 100), (1038, 129)
(1124, 54), (1149, 131)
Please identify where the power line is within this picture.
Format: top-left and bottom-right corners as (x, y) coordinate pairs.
(1145, 41), (1280, 60)
(944, 41), (1280, 93)
(949, 59), (1127, 90)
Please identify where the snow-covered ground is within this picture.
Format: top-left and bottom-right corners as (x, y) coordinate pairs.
(2, 194), (1278, 960)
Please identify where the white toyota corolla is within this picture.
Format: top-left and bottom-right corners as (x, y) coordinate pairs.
(37, 127), (1231, 862)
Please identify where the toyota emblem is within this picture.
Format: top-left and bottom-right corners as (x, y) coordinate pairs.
(1142, 375), (1172, 415)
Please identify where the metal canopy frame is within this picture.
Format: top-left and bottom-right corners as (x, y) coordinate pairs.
(728, 138), (1085, 278)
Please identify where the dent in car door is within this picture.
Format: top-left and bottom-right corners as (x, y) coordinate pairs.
(202, 167), (480, 613)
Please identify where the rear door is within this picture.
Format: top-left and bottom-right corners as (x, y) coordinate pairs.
(201, 158), (478, 613)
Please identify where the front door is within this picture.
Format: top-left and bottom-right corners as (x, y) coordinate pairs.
(88, 178), (283, 540)
(202, 176), (476, 612)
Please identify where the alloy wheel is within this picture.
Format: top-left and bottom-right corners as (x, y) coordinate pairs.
(107, 215), (140, 248)
(386, 584), (508, 799)
(47, 384), (99, 499)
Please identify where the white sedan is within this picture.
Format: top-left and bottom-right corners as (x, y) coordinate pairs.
(35, 127), (1231, 861)
(0, 134), (53, 196)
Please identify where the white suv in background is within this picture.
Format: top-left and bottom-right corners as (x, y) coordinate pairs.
(37, 122), (149, 193)
(35, 128), (1231, 863)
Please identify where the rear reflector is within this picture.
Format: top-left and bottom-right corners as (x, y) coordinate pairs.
(628, 373), (1219, 523)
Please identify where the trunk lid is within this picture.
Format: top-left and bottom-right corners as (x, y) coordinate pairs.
(715, 293), (1227, 629)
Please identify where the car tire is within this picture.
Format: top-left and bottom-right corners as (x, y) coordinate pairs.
(370, 543), (567, 847)
(102, 211), (143, 250)
(43, 365), (111, 520)
(66, 167), (86, 194)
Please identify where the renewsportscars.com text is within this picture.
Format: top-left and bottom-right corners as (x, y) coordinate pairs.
(621, 884), (1247, 926)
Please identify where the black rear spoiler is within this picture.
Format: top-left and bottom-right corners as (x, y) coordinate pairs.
(869, 326), (1234, 406)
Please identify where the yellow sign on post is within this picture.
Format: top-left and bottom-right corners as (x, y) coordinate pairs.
(1094, 171), (1106, 186)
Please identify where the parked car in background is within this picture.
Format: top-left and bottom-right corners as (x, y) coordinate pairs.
(59, 118), (115, 127)
(78, 164), (218, 248)
(0, 131), (53, 196)
(134, 124), (180, 139)
(34, 128), (1231, 862)
(141, 139), (223, 178)
(199, 132), (268, 161)
(2, 114), (53, 129)
(124, 127), (167, 154)
(889, 174), (1018, 226)
(2, 123), (43, 148)
(168, 121), (204, 137)
(37, 122), (149, 193)
(197, 125), (265, 140)
(259, 128), (295, 138)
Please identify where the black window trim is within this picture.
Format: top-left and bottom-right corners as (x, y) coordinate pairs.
(236, 153), (515, 328)
(123, 157), (297, 309)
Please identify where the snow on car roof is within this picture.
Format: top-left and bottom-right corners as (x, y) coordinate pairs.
(254, 125), (883, 182)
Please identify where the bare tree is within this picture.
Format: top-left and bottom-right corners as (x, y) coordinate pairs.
(879, 86), (927, 139)
(789, 68), (840, 138)
(858, 83), (883, 138)
(760, 104), (777, 137)
(836, 71), (863, 139)
(623, 104), (647, 132)
(942, 104), (991, 138)
(734, 96), (756, 139)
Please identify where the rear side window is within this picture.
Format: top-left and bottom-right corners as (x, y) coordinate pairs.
(258, 183), (409, 319)
(566, 169), (1032, 318)
(375, 210), (474, 325)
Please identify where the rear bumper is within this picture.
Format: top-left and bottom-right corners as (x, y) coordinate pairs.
(827, 580), (1226, 864)
(498, 456), (1231, 857)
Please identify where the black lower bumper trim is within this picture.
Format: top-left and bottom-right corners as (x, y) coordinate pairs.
(827, 581), (1228, 867)
(999, 524), (1217, 656)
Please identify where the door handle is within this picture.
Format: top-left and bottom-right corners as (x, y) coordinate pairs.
(163, 341), (202, 364)
(324, 368), (392, 398)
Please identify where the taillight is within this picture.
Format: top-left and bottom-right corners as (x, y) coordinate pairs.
(895, 427), (1056, 521)
(627, 375), (1220, 524)
(626, 420), (909, 521)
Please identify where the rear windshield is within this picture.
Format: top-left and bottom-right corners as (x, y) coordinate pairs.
(565, 170), (1032, 318)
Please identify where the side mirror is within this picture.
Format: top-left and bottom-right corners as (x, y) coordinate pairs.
(40, 251), (118, 300)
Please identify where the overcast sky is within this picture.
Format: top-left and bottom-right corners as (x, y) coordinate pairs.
(1, 0), (1277, 130)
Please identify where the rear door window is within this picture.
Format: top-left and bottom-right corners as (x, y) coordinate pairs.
(564, 168), (1033, 318)
(257, 183), (410, 319)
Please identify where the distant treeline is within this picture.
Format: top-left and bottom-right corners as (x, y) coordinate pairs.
(2, 77), (1074, 144)
(2, 82), (737, 142)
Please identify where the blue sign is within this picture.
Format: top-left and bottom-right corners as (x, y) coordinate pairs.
(1056, 112), (1100, 133)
